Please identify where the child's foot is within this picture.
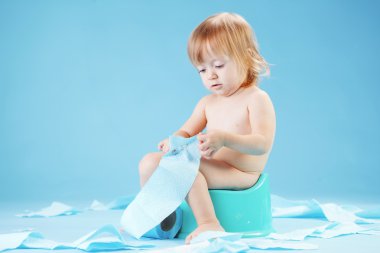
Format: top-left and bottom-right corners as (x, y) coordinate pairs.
(185, 222), (224, 244)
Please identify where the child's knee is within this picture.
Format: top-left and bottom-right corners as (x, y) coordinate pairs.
(138, 152), (161, 177)
(192, 172), (207, 188)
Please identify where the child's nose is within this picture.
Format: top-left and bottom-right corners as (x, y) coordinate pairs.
(208, 72), (218, 80)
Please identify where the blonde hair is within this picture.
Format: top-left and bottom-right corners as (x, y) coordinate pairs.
(188, 13), (269, 87)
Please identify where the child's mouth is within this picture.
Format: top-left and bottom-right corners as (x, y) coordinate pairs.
(211, 84), (222, 88)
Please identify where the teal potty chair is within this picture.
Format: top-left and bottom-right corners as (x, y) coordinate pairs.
(177, 173), (273, 239)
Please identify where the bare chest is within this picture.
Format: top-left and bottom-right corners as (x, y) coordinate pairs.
(205, 100), (251, 134)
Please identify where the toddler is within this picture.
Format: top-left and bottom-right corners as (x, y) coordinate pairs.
(138, 12), (276, 244)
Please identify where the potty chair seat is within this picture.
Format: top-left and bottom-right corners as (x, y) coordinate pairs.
(177, 173), (273, 238)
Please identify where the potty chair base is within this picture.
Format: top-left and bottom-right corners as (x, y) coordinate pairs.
(177, 173), (273, 239)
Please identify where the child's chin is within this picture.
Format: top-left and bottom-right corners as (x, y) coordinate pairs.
(213, 90), (227, 96)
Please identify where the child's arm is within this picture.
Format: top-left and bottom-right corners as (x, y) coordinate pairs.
(225, 91), (275, 155)
(198, 91), (275, 157)
(158, 96), (208, 152)
(174, 96), (208, 138)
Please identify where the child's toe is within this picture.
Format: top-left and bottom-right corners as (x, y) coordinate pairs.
(185, 232), (196, 244)
(185, 234), (191, 244)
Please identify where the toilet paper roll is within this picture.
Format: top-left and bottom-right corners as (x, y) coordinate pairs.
(143, 208), (183, 239)
(120, 135), (200, 239)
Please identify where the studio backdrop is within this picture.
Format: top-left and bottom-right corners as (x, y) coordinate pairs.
(1, 0), (379, 203)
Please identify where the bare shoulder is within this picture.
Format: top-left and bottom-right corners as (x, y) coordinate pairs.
(246, 86), (273, 107)
(192, 94), (215, 114)
(199, 93), (217, 106)
(246, 86), (276, 140)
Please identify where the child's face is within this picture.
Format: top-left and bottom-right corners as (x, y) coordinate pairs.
(196, 54), (243, 97)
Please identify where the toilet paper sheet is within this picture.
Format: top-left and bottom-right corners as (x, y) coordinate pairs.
(121, 135), (201, 238)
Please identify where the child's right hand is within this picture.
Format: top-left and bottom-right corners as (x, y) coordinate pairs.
(157, 138), (170, 153)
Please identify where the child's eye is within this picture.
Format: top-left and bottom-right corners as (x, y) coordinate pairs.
(198, 69), (206, 73)
(215, 64), (224, 69)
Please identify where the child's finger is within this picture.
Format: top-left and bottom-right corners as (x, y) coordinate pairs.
(202, 153), (211, 159)
(200, 142), (211, 151)
(200, 148), (211, 158)
(205, 149), (213, 157)
(199, 143), (208, 151)
(197, 133), (207, 142)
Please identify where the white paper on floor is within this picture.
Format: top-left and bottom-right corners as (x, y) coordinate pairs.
(148, 231), (318, 253)
(88, 200), (108, 211)
(271, 194), (380, 222)
(356, 206), (380, 219)
(190, 231), (243, 244)
(17, 194), (378, 220)
(265, 225), (330, 241)
(0, 226), (323, 252)
(16, 202), (80, 218)
(271, 194), (324, 218)
(0, 225), (154, 252)
(7, 194), (380, 252)
(0, 231), (66, 251)
(16, 195), (135, 218)
(198, 238), (251, 253)
(72, 224), (154, 251)
(192, 232), (318, 251)
(146, 241), (210, 253)
(107, 195), (135, 210)
(265, 222), (378, 241)
(87, 195), (135, 211)
(244, 238), (318, 250)
(318, 202), (379, 224)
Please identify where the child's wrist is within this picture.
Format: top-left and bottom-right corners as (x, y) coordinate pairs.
(173, 130), (191, 138)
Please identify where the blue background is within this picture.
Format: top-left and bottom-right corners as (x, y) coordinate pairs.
(1, 0), (379, 204)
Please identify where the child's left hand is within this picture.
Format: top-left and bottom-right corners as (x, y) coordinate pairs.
(197, 130), (225, 159)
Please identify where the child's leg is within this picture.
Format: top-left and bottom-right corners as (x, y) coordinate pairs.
(184, 171), (224, 244)
(139, 152), (222, 243)
(139, 152), (259, 189)
(138, 152), (260, 244)
(184, 158), (260, 244)
(197, 157), (260, 190)
(138, 152), (164, 187)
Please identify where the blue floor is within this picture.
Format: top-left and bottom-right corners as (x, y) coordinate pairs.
(1, 200), (379, 253)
